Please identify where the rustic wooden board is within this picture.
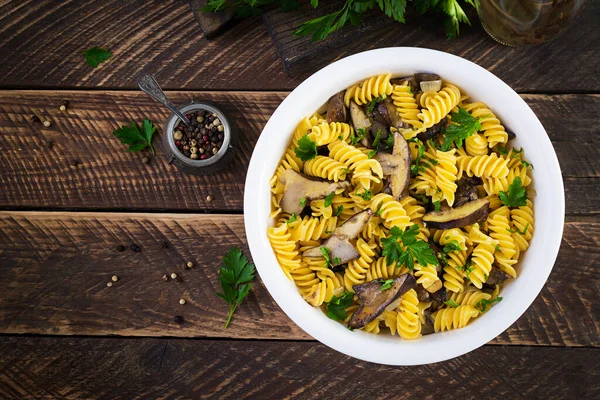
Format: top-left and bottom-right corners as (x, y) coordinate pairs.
(0, 336), (598, 399)
(0, 91), (598, 213)
(0, 0), (598, 91)
(264, 1), (600, 84)
(0, 211), (597, 347)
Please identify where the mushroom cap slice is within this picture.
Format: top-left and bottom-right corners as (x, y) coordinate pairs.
(423, 199), (490, 229)
(374, 132), (411, 200)
(279, 170), (350, 215)
(348, 274), (416, 330)
(349, 100), (371, 132)
(327, 90), (347, 123)
(302, 209), (373, 266)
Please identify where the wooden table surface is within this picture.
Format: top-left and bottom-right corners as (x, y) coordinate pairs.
(0, 1), (599, 399)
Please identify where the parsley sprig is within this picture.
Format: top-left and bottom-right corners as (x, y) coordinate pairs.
(381, 225), (438, 270)
(445, 299), (460, 308)
(380, 279), (394, 291)
(356, 189), (373, 201)
(321, 247), (341, 268)
(499, 177), (528, 207)
(350, 128), (368, 146)
(295, 134), (318, 161)
(217, 248), (256, 328)
(507, 223), (529, 235)
(443, 240), (462, 253)
(83, 46), (112, 68)
(334, 205), (344, 217)
(475, 297), (502, 312)
(441, 107), (482, 151)
(112, 119), (157, 155)
(325, 291), (354, 321)
(324, 192), (335, 207)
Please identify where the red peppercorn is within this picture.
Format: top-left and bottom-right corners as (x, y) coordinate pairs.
(203, 135), (209, 141)
(201, 154), (207, 160)
(175, 140), (181, 146)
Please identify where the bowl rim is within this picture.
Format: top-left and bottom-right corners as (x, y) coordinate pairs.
(244, 47), (565, 365)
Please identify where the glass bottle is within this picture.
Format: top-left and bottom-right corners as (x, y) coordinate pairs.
(477, 0), (585, 46)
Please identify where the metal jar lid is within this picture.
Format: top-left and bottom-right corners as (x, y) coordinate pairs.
(163, 101), (236, 175)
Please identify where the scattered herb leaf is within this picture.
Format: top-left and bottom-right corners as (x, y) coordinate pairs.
(433, 200), (441, 212)
(443, 240), (461, 253)
(111, 119), (156, 155)
(320, 247), (340, 268)
(367, 97), (383, 113)
(507, 223), (529, 235)
(325, 291), (354, 321)
(375, 202), (384, 216)
(350, 127), (368, 145)
(334, 205), (344, 217)
(383, 134), (395, 149)
(357, 189), (373, 201)
(441, 107), (482, 151)
(445, 299), (460, 308)
(216, 247), (256, 328)
(83, 46), (112, 68)
(380, 279), (394, 291)
(368, 150), (377, 159)
(300, 197), (307, 208)
(295, 134), (318, 161)
(372, 129), (382, 148)
(499, 176), (527, 207)
(324, 192), (335, 207)
(286, 213), (297, 225)
(496, 145), (508, 155)
(381, 225), (438, 270)
(475, 297), (503, 312)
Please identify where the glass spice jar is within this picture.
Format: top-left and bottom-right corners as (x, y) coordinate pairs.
(477, 0), (584, 46)
(163, 101), (236, 175)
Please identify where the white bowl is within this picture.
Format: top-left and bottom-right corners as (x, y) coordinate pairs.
(244, 47), (564, 365)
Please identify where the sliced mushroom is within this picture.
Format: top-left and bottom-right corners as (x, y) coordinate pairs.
(423, 199), (490, 229)
(454, 177), (480, 208)
(417, 120), (445, 142)
(506, 130), (517, 141)
(302, 209), (372, 265)
(415, 284), (432, 302)
(380, 97), (409, 130)
(279, 169), (350, 215)
(349, 100), (371, 132)
(485, 266), (511, 286)
(327, 91), (346, 123)
(391, 76), (419, 94)
(369, 120), (388, 141)
(430, 286), (448, 303)
(348, 274), (416, 330)
(374, 132), (411, 200)
(414, 73), (441, 83)
(421, 309), (435, 335)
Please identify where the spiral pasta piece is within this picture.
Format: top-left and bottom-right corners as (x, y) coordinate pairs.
(435, 149), (458, 206)
(308, 121), (354, 146)
(511, 199), (534, 253)
(369, 193), (412, 230)
(268, 224), (302, 280)
(433, 305), (480, 332)
(414, 263), (440, 291)
(465, 133), (488, 156)
(482, 166), (532, 196)
(487, 209), (518, 278)
(391, 83), (423, 130)
(344, 239), (379, 292)
(463, 102), (508, 148)
(366, 257), (410, 281)
(443, 252), (468, 293)
(344, 73), (393, 107)
(310, 199), (333, 219)
(451, 287), (492, 307)
(470, 240), (496, 289)
(396, 289), (421, 340)
(303, 156), (348, 182)
(302, 273), (344, 307)
(328, 141), (383, 189)
(457, 153), (510, 179)
(417, 84), (461, 129)
(289, 216), (338, 243)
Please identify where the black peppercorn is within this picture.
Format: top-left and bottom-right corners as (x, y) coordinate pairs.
(116, 245), (125, 252)
(130, 244), (141, 252)
(142, 156), (150, 164)
(174, 315), (185, 324)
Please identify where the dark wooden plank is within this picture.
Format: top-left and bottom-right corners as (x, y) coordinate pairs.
(0, 0), (598, 92)
(0, 336), (598, 399)
(0, 212), (597, 347)
(0, 91), (598, 213)
(189, 0), (236, 39)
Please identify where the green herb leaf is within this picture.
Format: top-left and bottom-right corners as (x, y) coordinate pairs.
(357, 189), (373, 201)
(445, 299), (460, 308)
(111, 119), (156, 155)
(295, 134), (318, 161)
(433, 200), (441, 212)
(499, 176), (527, 207)
(320, 246), (340, 267)
(383, 134), (395, 149)
(496, 145), (509, 155)
(372, 129), (382, 148)
(325, 291), (354, 321)
(507, 223), (529, 235)
(83, 46), (112, 68)
(381, 224), (437, 270)
(367, 97), (383, 113)
(475, 297), (503, 312)
(367, 150), (377, 159)
(334, 205), (344, 217)
(413, 193), (430, 205)
(410, 143), (426, 175)
(300, 197), (307, 208)
(375, 202), (384, 216)
(217, 247), (256, 328)
(287, 213), (297, 225)
(441, 107), (482, 151)
(380, 279), (394, 291)
(324, 192), (335, 207)
(443, 240), (461, 253)
(350, 127), (368, 146)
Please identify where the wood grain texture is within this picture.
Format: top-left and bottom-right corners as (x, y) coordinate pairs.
(0, 211), (597, 347)
(0, 336), (598, 399)
(0, 0), (598, 91)
(0, 91), (598, 213)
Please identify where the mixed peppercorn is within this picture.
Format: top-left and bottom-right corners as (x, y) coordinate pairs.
(173, 109), (224, 160)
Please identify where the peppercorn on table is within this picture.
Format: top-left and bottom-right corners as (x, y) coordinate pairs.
(0, 1), (599, 399)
